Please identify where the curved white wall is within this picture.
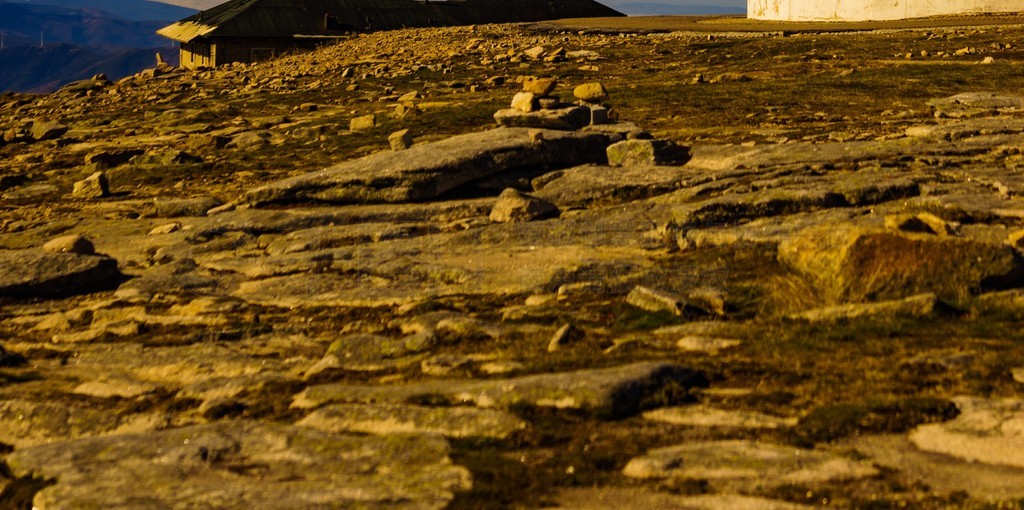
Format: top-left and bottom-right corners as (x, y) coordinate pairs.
(749, 0), (1024, 21)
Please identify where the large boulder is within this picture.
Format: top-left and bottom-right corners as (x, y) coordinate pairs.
(0, 250), (119, 298)
(778, 225), (1024, 303)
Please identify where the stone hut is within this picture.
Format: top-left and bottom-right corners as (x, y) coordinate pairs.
(158, 0), (623, 68)
(749, 0), (1024, 21)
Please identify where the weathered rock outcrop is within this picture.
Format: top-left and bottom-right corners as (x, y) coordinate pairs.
(6, 421), (471, 509)
(0, 250), (119, 297)
(778, 226), (1024, 303)
(243, 128), (611, 206)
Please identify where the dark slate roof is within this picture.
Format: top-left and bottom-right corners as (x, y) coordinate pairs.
(159, 0), (623, 42)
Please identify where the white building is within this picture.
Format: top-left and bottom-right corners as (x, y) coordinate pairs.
(749, 0), (1024, 21)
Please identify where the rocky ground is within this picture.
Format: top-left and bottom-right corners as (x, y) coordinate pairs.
(2, 15), (1024, 509)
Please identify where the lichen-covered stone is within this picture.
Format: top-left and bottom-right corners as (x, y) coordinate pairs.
(489, 188), (558, 223)
(910, 397), (1024, 469)
(606, 139), (689, 167)
(295, 362), (708, 419)
(297, 403), (527, 439)
(623, 440), (877, 490)
(0, 250), (119, 298)
(6, 421), (471, 509)
(779, 226), (1024, 303)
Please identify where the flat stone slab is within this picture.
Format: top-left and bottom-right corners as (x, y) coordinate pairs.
(555, 487), (811, 510)
(687, 131), (1024, 173)
(493, 106), (591, 130)
(850, 433), (1024, 501)
(243, 127), (610, 206)
(294, 362), (708, 419)
(669, 175), (919, 228)
(534, 163), (696, 209)
(304, 333), (427, 375)
(5, 421), (471, 509)
(928, 92), (1024, 117)
(263, 222), (439, 255)
(232, 243), (654, 308)
(623, 440), (877, 490)
(297, 403), (527, 440)
(909, 396), (1024, 469)
(643, 405), (797, 429)
(787, 293), (940, 322)
(0, 399), (168, 448)
(0, 250), (119, 298)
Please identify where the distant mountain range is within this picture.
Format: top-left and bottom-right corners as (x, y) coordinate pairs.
(6, 0), (195, 22)
(0, 43), (169, 92)
(0, 1), (191, 93)
(0, 3), (182, 48)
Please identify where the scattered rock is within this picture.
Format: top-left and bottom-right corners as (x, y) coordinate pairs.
(489, 188), (558, 223)
(73, 378), (160, 399)
(885, 212), (956, 236)
(84, 149), (145, 168)
(788, 293), (941, 322)
(42, 234), (95, 255)
(555, 487), (811, 510)
(30, 119), (68, 141)
(148, 222), (183, 235)
(350, 114), (377, 131)
(304, 333), (420, 375)
(494, 105), (591, 130)
(548, 323), (584, 352)
(388, 129), (413, 150)
(511, 91), (537, 112)
(711, 72), (753, 83)
(227, 131), (271, 150)
(573, 82), (608, 103)
(187, 134), (231, 150)
(297, 403), (527, 440)
(910, 396), (1024, 469)
(132, 149), (202, 165)
(626, 285), (686, 315)
(294, 362), (708, 419)
(524, 46), (546, 59)
(676, 336), (742, 353)
(623, 440), (877, 490)
(0, 250), (119, 298)
(643, 405), (797, 429)
(929, 92), (1024, 117)
(153, 196), (222, 217)
(606, 139), (690, 166)
(523, 78), (557, 96)
(72, 171), (110, 199)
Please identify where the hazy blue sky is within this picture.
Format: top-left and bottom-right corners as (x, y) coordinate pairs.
(159, 0), (747, 13)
